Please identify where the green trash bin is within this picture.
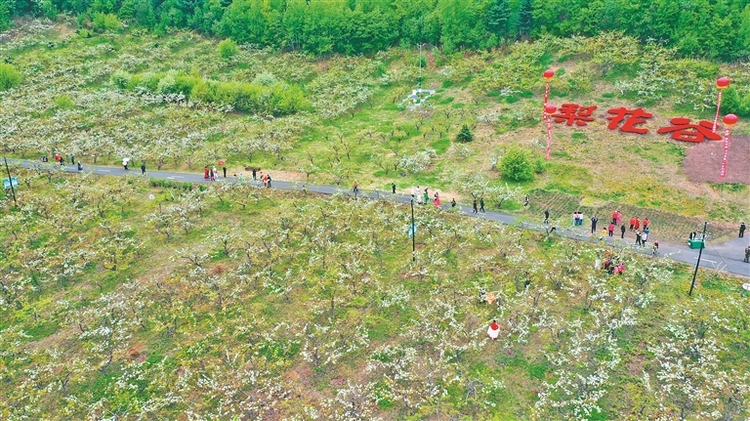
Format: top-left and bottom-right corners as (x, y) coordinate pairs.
(688, 238), (705, 249)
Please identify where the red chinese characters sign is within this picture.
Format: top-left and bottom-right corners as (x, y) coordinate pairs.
(551, 103), (725, 143)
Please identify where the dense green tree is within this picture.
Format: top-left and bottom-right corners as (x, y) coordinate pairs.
(518, 0), (533, 39)
(486, 0), (510, 40)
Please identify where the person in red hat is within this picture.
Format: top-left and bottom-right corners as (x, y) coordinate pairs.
(487, 319), (500, 340)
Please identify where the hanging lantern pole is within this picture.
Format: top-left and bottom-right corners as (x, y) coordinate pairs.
(719, 114), (738, 178)
(542, 69), (555, 113)
(544, 104), (556, 161)
(713, 77), (730, 133)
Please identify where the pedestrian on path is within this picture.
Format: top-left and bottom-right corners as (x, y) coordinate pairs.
(544, 208), (550, 224)
(629, 217), (636, 230)
(204, 166), (209, 180)
(473, 199), (478, 214)
(590, 216), (598, 234)
(122, 158), (129, 170)
(222, 167), (227, 178)
(620, 224), (626, 239)
(643, 218), (650, 229)
(744, 246), (750, 262)
(353, 181), (359, 197)
(77, 161), (82, 172)
(479, 198), (485, 213)
(652, 241), (659, 255)
(634, 217), (640, 231)
(392, 183), (396, 194)
(212, 166), (218, 181)
(740, 222), (746, 238)
(451, 198), (456, 208)
(524, 195), (529, 207)
(252, 168), (257, 181)
(141, 162), (146, 175)
(608, 222), (615, 237)
(70, 154), (75, 164)
(635, 230), (642, 246)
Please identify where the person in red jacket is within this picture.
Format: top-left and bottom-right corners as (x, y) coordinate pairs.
(629, 217), (636, 230)
(643, 218), (649, 229)
(487, 320), (500, 340)
(634, 217), (640, 231)
(608, 222), (615, 237)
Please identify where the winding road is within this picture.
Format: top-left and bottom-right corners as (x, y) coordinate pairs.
(8, 159), (750, 279)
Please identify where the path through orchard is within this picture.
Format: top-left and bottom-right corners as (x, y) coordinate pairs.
(9, 159), (750, 279)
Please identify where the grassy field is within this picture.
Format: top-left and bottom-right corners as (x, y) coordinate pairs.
(2, 20), (749, 244)
(1, 170), (749, 420)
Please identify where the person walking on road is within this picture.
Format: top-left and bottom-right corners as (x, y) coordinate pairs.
(222, 166), (227, 178)
(252, 168), (257, 181)
(353, 181), (359, 197)
(141, 162), (146, 175)
(620, 224), (626, 239)
(479, 198), (485, 213)
(392, 183), (396, 194)
(744, 246), (750, 262)
(590, 215), (598, 234)
(451, 198), (456, 208)
(122, 159), (129, 170)
(544, 208), (550, 224)
(472, 199), (478, 214)
(740, 222), (746, 238)
(608, 222), (615, 237)
(635, 230), (642, 246)
(77, 161), (82, 172)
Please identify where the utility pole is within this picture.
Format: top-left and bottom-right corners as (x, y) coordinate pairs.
(418, 43), (424, 88)
(411, 199), (416, 261)
(3, 157), (17, 206)
(688, 221), (708, 296)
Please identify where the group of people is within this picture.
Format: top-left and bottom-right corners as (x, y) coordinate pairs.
(203, 166), (227, 181)
(410, 186), (445, 208)
(584, 210), (654, 247)
(598, 251), (626, 275)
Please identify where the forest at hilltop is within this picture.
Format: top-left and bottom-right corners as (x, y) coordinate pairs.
(2, 0), (750, 60)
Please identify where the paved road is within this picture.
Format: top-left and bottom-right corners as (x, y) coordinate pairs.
(8, 159), (750, 279)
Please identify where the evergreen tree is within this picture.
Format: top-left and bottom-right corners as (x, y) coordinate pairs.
(486, 0), (509, 39)
(456, 124), (473, 143)
(518, 0), (533, 40)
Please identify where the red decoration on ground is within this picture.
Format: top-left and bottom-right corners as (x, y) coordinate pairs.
(544, 104), (557, 114)
(606, 107), (654, 134)
(716, 77), (730, 89)
(218, 159), (225, 166)
(543, 69), (555, 80)
(550, 103), (597, 126)
(656, 118), (723, 143)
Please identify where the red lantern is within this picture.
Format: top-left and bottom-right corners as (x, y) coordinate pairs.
(544, 104), (557, 114)
(716, 77), (730, 89)
(218, 159), (225, 166)
(723, 114), (738, 126)
(543, 69), (555, 80)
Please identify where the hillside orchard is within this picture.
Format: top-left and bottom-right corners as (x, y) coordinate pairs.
(0, 169), (749, 420)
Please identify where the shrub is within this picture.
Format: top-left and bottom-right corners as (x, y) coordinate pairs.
(92, 13), (121, 32)
(111, 70), (131, 89)
(0, 63), (21, 91)
(54, 95), (75, 109)
(499, 146), (534, 181)
(156, 74), (177, 94)
(456, 124), (474, 142)
(218, 39), (239, 59)
(252, 72), (278, 86)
